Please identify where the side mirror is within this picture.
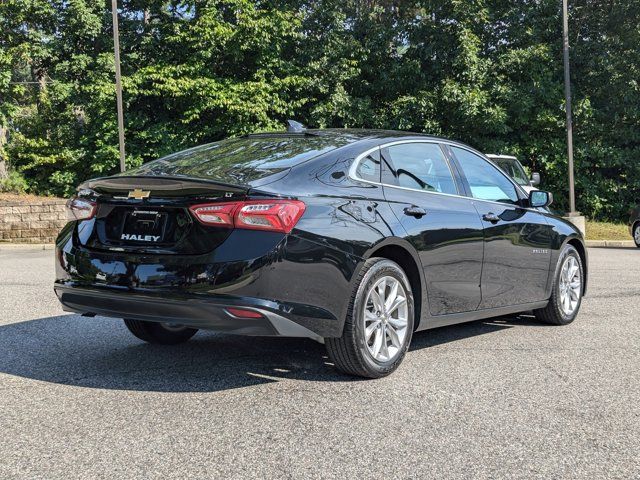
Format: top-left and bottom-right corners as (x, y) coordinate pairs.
(529, 190), (553, 208)
(530, 172), (541, 186)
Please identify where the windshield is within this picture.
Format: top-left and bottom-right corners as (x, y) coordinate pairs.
(124, 134), (351, 185)
(493, 158), (529, 186)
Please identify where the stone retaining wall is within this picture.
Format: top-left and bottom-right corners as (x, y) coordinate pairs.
(0, 199), (67, 243)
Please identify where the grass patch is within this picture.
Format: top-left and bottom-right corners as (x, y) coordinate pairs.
(586, 221), (630, 241)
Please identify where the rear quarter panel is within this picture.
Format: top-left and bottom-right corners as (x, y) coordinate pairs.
(257, 141), (412, 323)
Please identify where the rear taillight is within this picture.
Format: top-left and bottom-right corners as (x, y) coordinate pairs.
(66, 197), (97, 221)
(190, 199), (306, 233)
(189, 203), (236, 227)
(236, 201), (306, 233)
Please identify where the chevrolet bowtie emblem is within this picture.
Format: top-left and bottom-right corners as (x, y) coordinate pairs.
(128, 189), (150, 200)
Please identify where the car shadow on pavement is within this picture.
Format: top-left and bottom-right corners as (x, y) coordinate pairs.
(0, 313), (531, 392)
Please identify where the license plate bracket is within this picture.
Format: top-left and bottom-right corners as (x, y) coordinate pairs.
(120, 210), (168, 243)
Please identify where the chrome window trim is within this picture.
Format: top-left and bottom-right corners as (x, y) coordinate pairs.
(347, 139), (538, 211)
(382, 141), (460, 196)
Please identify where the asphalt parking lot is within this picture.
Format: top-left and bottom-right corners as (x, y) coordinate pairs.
(0, 247), (638, 479)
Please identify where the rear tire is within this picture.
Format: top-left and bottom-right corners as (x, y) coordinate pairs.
(534, 245), (584, 325)
(123, 319), (198, 345)
(325, 258), (415, 378)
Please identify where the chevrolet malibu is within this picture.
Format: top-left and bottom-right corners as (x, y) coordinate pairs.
(55, 126), (588, 378)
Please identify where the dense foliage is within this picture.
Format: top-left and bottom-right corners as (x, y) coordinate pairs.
(1, 1), (638, 220)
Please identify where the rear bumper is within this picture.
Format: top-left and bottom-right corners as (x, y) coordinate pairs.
(54, 225), (362, 338)
(54, 284), (325, 339)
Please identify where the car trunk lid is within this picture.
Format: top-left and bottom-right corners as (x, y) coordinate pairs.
(78, 176), (253, 255)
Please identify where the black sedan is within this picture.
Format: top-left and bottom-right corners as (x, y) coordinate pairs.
(55, 126), (588, 378)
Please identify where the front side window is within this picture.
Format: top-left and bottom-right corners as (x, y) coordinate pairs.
(452, 147), (519, 204)
(382, 143), (457, 195)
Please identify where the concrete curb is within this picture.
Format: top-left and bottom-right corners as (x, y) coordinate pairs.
(585, 240), (636, 248)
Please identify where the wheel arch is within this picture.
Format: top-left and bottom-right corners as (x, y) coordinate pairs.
(565, 236), (588, 296)
(363, 238), (425, 331)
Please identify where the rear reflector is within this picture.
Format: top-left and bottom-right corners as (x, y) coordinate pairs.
(190, 199), (305, 233)
(66, 197), (97, 221)
(225, 307), (264, 319)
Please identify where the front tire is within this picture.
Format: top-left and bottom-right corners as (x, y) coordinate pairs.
(534, 245), (584, 325)
(633, 223), (640, 248)
(124, 319), (198, 345)
(325, 258), (415, 378)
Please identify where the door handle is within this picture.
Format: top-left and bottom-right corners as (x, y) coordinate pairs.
(404, 206), (427, 218)
(482, 212), (500, 223)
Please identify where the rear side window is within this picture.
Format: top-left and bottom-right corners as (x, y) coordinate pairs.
(382, 143), (457, 195)
(125, 135), (349, 185)
(353, 152), (381, 182)
(452, 147), (518, 204)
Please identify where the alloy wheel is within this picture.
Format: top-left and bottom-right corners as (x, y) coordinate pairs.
(634, 225), (640, 245)
(363, 276), (409, 362)
(558, 256), (581, 315)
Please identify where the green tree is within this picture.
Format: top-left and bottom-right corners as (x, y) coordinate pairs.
(0, 0), (638, 221)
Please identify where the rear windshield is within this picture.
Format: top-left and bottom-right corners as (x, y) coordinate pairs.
(124, 135), (349, 185)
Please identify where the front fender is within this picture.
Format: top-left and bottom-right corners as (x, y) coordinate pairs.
(546, 214), (588, 297)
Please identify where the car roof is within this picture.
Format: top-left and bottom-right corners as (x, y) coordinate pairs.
(246, 128), (472, 149)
